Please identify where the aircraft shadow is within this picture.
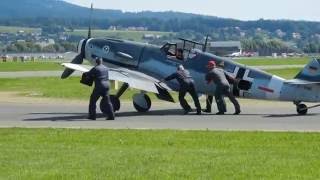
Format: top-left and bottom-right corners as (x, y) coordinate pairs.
(263, 113), (318, 118)
(24, 112), (92, 121)
(23, 111), (319, 121)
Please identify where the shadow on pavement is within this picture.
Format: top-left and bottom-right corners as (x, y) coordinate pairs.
(23, 110), (320, 122)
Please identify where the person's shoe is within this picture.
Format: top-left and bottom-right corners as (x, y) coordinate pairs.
(233, 110), (241, 115)
(106, 117), (115, 120)
(202, 109), (211, 113)
(87, 116), (96, 120)
(196, 110), (202, 115)
(184, 109), (191, 115)
(216, 111), (225, 115)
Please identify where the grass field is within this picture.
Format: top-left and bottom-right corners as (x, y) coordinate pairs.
(265, 68), (301, 79)
(236, 57), (310, 66)
(67, 29), (175, 41)
(0, 26), (40, 34)
(0, 128), (320, 179)
(0, 61), (63, 72)
(0, 77), (141, 100)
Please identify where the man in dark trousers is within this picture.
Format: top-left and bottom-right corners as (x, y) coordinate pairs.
(203, 62), (231, 113)
(87, 57), (115, 120)
(163, 65), (201, 115)
(205, 61), (241, 115)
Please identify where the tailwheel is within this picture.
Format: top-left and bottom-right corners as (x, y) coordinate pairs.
(296, 104), (308, 115)
(133, 93), (151, 112)
(100, 95), (120, 113)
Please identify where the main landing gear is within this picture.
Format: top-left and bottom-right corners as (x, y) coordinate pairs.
(99, 83), (152, 113)
(100, 83), (129, 113)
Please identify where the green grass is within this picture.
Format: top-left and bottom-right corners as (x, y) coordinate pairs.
(0, 77), (141, 100)
(0, 26), (40, 33)
(0, 128), (320, 179)
(236, 57), (310, 66)
(68, 29), (175, 41)
(265, 68), (301, 79)
(0, 61), (64, 72)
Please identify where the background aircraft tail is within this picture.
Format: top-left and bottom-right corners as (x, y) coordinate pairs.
(295, 58), (320, 82)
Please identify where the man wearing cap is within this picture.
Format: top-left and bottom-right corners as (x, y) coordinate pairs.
(163, 65), (201, 115)
(205, 61), (241, 115)
(87, 57), (115, 120)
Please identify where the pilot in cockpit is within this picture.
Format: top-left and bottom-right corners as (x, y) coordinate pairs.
(175, 48), (184, 61)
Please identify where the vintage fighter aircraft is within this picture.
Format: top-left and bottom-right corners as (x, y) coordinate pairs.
(61, 6), (320, 115)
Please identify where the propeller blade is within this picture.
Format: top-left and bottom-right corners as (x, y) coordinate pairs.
(61, 54), (84, 79)
(61, 68), (76, 79)
(88, 3), (93, 38)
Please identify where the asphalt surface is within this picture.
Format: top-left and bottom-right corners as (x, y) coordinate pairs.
(1, 99), (320, 132)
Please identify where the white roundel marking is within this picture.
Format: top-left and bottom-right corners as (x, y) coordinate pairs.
(103, 45), (110, 54)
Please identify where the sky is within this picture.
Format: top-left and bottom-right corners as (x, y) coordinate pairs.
(65, 0), (320, 22)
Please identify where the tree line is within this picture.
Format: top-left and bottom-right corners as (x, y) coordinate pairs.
(1, 17), (320, 53)
(3, 41), (76, 53)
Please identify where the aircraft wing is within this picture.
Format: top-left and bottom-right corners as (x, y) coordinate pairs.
(61, 63), (175, 102)
(285, 79), (320, 85)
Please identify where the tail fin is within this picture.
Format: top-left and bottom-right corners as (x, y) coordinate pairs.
(295, 58), (320, 82)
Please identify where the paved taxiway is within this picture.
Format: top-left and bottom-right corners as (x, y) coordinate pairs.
(1, 98), (320, 132)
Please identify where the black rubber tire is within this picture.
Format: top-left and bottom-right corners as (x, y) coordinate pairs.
(133, 94), (151, 113)
(297, 104), (308, 115)
(100, 95), (120, 113)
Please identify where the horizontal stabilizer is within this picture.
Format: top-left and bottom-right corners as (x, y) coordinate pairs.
(285, 79), (320, 85)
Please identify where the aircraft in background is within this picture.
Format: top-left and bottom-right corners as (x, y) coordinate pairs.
(61, 5), (320, 115)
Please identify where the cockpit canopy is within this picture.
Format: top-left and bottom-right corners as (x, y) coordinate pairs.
(161, 38), (206, 61)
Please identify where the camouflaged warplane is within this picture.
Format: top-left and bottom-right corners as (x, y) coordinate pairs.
(61, 6), (320, 115)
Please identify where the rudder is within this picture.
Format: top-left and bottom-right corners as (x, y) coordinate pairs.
(295, 58), (320, 82)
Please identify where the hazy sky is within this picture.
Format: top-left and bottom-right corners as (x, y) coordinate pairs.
(65, 0), (320, 21)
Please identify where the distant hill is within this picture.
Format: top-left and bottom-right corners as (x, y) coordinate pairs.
(0, 0), (202, 20)
(0, 0), (320, 54)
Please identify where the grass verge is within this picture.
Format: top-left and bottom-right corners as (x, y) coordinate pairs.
(0, 128), (320, 179)
(265, 68), (301, 79)
(236, 57), (310, 66)
(0, 77), (142, 100)
(0, 61), (64, 72)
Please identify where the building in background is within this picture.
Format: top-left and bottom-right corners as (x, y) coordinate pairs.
(207, 41), (242, 57)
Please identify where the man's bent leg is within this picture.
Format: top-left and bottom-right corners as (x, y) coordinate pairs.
(204, 95), (213, 113)
(215, 88), (226, 114)
(179, 90), (191, 113)
(188, 84), (201, 114)
(225, 89), (241, 114)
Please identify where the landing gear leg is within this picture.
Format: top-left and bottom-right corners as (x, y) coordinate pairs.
(100, 83), (129, 113)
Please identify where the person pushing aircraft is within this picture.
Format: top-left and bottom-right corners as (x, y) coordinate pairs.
(163, 64), (202, 115)
(205, 61), (241, 115)
(87, 57), (115, 120)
